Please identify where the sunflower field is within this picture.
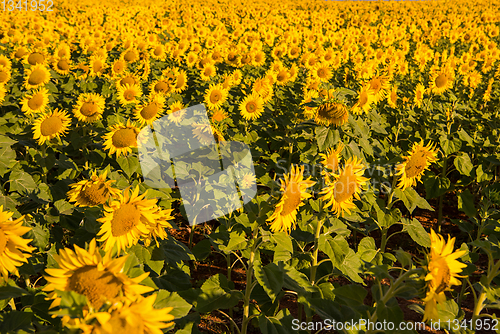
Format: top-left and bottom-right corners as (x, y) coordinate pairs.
(1, 0), (500, 333)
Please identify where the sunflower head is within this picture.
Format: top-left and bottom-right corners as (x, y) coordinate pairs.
(103, 120), (141, 157)
(396, 140), (438, 190)
(315, 102), (349, 127)
(67, 170), (120, 207)
(32, 109), (71, 145)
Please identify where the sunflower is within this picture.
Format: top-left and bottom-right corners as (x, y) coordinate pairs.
(134, 94), (165, 125)
(89, 56), (106, 77)
(315, 102), (349, 127)
(67, 170), (120, 207)
(387, 86), (398, 109)
(267, 165), (316, 234)
(312, 63), (333, 82)
(211, 109), (227, 122)
(26, 51), (46, 66)
(116, 73), (140, 89)
(122, 48), (139, 63)
(351, 86), (375, 115)
(43, 239), (153, 310)
(414, 83), (425, 108)
(24, 64), (51, 90)
(0, 55), (12, 69)
(429, 68), (454, 95)
(319, 142), (344, 178)
(185, 52), (199, 68)
(320, 156), (369, 217)
(422, 230), (467, 322)
(200, 63), (216, 81)
(173, 69), (188, 93)
(111, 59), (127, 78)
(75, 295), (174, 334)
(151, 43), (167, 61)
(0, 84), (6, 106)
(396, 140), (438, 190)
(149, 79), (172, 97)
(97, 186), (162, 253)
(204, 84), (228, 110)
(32, 109), (71, 145)
(239, 94), (264, 120)
(21, 88), (50, 116)
(368, 75), (391, 102)
(102, 120), (141, 157)
(141, 208), (174, 248)
(54, 44), (71, 59)
(0, 207), (35, 281)
(73, 93), (106, 123)
(0, 66), (11, 85)
(52, 58), (72, 75)
(117, 83), (142, 106)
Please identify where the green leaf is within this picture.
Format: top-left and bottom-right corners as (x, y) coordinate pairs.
(117, 155), (139, 178)
(0, 145), (16, 177)
(153, 290), (192, 319)
(0, 311), (33, 333)
(315, 126), (339, 151)
(254, 262), (285, 302)
(457, 189), (476, 218)
(258, 309), (297, 334)
(402, 218), (430, 247)
(8, 170), (37, 195)
(283, 265), (317, 294)
(195, 274), (243, 313)
(458, 128), (473, 145)
(28, 223), (50, 250)
(454, 153), (473, 176)
(318, 234), (349, 268)
(339, 249), (364, 284)
(0, 284), (28, 300)
(191, 239), (211, 261)
(129, 245), (164, 275)
(222, 229), (248, 251)
(423, 175), (451, 199)
(395, 187), (433, 213)
(440, 136), (462, 156)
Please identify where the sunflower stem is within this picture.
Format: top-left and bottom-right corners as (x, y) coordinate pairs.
(227, 253), (235, 334)
(241, 226), (259, 334)
(437, 155), (448, 233)
(472, 259), (500, 322)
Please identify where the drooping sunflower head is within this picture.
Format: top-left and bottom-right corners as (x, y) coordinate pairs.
(267, 165), (316, 234)
(32, 109), (71, 145)
(73, 93), (106, 123)
(24, 64), (51, 90)
(102, 120), (141, 157)
(43, 239), (153, 310)
(67, 170), (120, 207)
(320, 156), (370, 217)
(315, 102), (349, 127)
(96, 186), (162, 253)
(396, 140), (438, 190)
(0, 207), (35, 281)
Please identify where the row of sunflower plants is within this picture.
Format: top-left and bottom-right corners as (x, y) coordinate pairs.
(0, 0), (500, 333)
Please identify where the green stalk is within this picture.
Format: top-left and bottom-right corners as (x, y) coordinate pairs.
(437, 156), (448, 233)
(241, 227), (259, 334)
(227, 254), (234, 334)
(309, 217), (324, 286)
(472, 259), (500, 322)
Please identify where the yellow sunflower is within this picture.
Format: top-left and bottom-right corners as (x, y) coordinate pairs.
(24, 64), (51, 90)
(111, 59), (127, 78)
(422, 230), (467, 322)
(0, 206), (35, 281)
(43, 239), (153, 310)
(0, 84), (6, 106)
(368, 75), (391, 102)
(141, 208), (174, 248)
(312, 63), (333, 82)
(117, 83), (142, 106)
(267, 165), (316, 234)
(319, 143), (344, 177)
(204, 84), (228, 110)
(0, 55), (12, 69)
(239, 94), (264, 120)
(351, 86), (375, 115)
(149, 79), (173, 97)
(73, 93), (106, 123)
(96, 186), (162, 253)
(211, 109), (227, 122)
(414, 83), (426, 108)
(200, 63), (216, 81)
(70, 295), (174, 334)
(32, 109), (71, 145)
(134, 94), (165, 125)
(67, 170), (120, 207)
(315, 102), (349, 127)
(173, 69), (188, 93)
(320, 156), (369, 217)
(52, 58), (72, 76)
(429, 68), (454, 95)
(387, 86), (398, 109)
(0, 65), (11, 85)
(26, 51), (47, 66)
(102, 120), (140, 157)
(396, 140), (438, 190)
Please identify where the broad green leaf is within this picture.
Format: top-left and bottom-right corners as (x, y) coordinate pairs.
(258, 309), (297, 334)
(117, 154), (139, 178)
(254, 262), (285, 302)
(28, 223), (50, 250)
(0, 146), (16, 177)
(8, 170), (37, 195)
(454, 153), (473, 176)
(402, 218), (430, 247)
(318, 234), (349, 268)
(423, 175), (451, 199)
(339, 249), (364, 284)
(195, 274), (243, 313)
(153, 290), (192, 319)
(440, 136), (462, 156)
(457, 189), (476, 218)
